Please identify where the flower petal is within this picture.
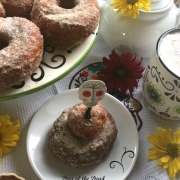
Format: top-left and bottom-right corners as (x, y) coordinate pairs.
(148, 151), (164, 160)
(0, 147), (2, 157)
(2, 134), (20, 141)
(157, 159), (163, 166)
(161, 155), (170, 163)
(168, 161), (176, 180)
(148, 134), (167, 150)
(0, 144), (12, 155)
(163, 161), (170, 169)
(3, 141), (17, 147)
(173, 158), (179, 173)
(175, 130), (180, 144)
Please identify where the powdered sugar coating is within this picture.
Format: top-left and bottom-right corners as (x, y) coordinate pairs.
(31, 0), (99, 49)
(0, 17), (43, 90)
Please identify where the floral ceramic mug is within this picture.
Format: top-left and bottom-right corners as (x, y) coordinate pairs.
(143, 27), (180, 120)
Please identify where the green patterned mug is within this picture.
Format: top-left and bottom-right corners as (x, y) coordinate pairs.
(143, 28), (180, 120)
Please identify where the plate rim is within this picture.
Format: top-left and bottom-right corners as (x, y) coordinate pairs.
(0, 29), (98, 102)
(26, 89), (139, 180)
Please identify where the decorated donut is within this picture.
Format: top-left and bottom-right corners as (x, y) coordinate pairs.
(0, 17), (43, 90)
(0, 2), (5, 17)
(31, 0), (100, 49)
(48, 102), (118, 169)
(1, 0), (34, 19)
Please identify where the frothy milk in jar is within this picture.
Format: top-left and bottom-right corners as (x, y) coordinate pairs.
(158, 31), (180, 77)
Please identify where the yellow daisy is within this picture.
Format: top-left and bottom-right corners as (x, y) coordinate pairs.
(148, 127), (180, 180)
(0, 115), (21, 157)
(110, 0), (151, 19)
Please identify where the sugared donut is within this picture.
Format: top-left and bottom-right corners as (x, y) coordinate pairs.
(1, 0), (34, 19)
(31, 0), (99, 49)
(48, 103), (117, 169)
(0, 17), (43, 90)
(68, 102), (107, 139)
(0, 2), (5, 17)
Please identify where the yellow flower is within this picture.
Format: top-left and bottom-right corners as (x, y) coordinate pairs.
(0, 115), (21, 157)
(110, 0), (151, 19)
(148, 127), (180, 180)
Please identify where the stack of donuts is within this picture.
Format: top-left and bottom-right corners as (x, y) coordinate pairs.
(0, 0), (99, 90)
(48, 102), (118, 169)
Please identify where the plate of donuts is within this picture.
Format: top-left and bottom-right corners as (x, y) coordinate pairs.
(27, 89), (139, 180)
(0, 27), (98, 102)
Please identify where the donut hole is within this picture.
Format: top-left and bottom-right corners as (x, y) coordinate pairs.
(59, 0), (76, 9)
(0, 36), (9, 50)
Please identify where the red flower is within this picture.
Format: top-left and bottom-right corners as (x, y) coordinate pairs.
(82, 91), (91, 97)
(96, 90), (104, 97)
(98, 50), (144, 95)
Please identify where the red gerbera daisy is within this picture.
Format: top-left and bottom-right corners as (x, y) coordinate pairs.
(98, 50), (144, 95)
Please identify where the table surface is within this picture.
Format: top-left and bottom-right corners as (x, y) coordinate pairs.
(1, 29), (180, 180)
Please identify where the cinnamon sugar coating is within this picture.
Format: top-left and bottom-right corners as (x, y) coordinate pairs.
(68, 103), (107, 139)
(1, 0), (34, 19)
(48, 104), (117, 169)
(0, 2), (5, 17)
(0, 17), (43, 90)
(31, 0), (100, 49)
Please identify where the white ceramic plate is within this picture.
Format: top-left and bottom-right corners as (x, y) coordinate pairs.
(27, 89), (139, 180)
(0, 28), (98, 101)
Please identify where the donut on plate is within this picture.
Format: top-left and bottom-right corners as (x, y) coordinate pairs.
(48, 102), (118, 169)
(1, 0), (34, 19)
(31, 0), (100, 49)
(0, 17), (43, 90)
(0, 2), (5, 17)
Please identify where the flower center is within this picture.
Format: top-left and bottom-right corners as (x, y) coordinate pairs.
(167, 143), (180, 158)
(127, 0), (138, 5)
(117, 68), (126, 77)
